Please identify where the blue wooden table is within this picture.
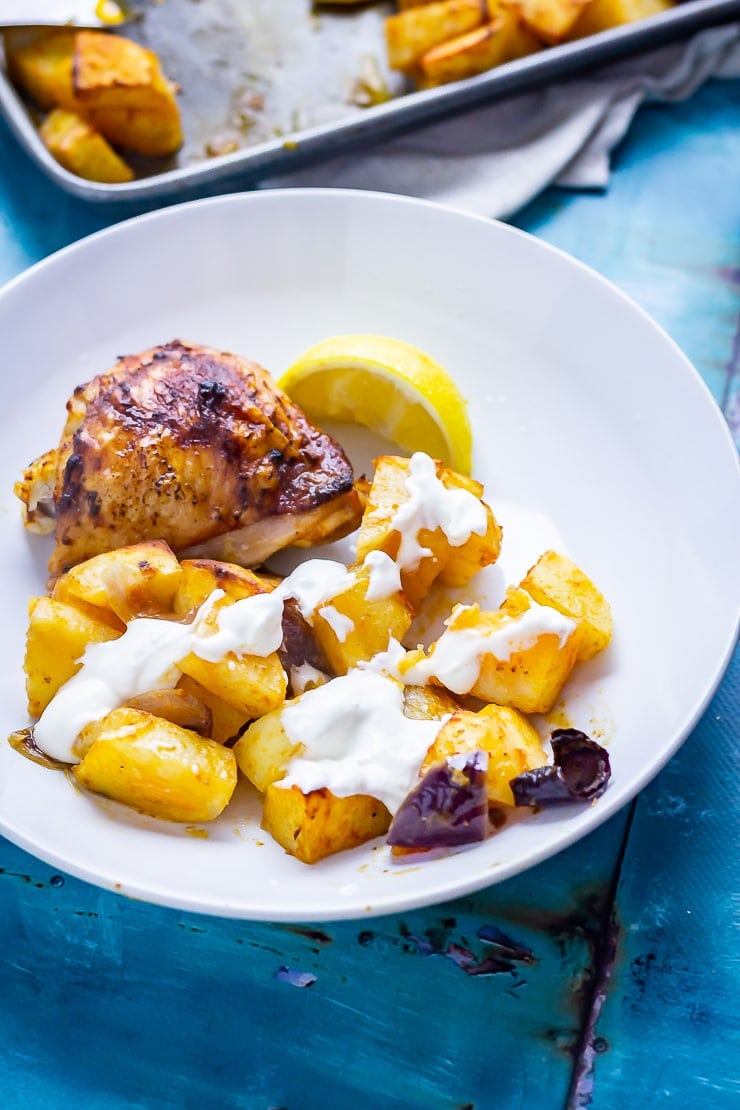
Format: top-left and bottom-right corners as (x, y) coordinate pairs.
(1, 72), (738, 1109)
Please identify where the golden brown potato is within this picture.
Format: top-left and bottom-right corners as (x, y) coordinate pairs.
(421, 703), (547, 806)
(567, 0), (672, 38)
(171, 558), (275, 618)
(419, 13), (542, 85)
(24, 595), (121, 717)
(403, 587), (579, 713)
(520, 550), (612, 661)
(177, 675), (252, 745)
(178, 592), (287, 719)
(310, 561), (413, 676)
(402, 683), (460, 720)
(501, 0), (592, 43)
(262, 783), (391, 864)
(233, 707), (299, 794)
(355, 455), (501, 610)
(52, 540), (183, 623)
(39, 108), (134, 183)
(74, 707), (237, 822)
(4, 27), (182, 158)
(4, 29), (76, 110)
(385, 0), (493, 72)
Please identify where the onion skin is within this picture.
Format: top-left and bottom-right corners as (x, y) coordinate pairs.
(388, 750), (489, 849)
(510, 728), (611, 807)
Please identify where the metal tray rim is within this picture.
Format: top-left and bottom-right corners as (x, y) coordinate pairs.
(1, 0), (738, 203)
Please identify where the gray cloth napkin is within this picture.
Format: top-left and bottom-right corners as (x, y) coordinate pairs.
(263, 22), (740, 219)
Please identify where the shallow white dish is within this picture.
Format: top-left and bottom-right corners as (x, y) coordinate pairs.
(0, 189), (738, 921)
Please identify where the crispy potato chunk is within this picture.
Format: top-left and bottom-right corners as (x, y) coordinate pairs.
(501, 0), (592, 43)
(5, 27), (182, 158)
(311, 561), (413, 676)
(262, 784), (391, 864)
(567, 0), (672, 38)
(419, 13), (541, 86)
(385, 0), (492, 72)
(52, 540), (182, 623)
(404, 587), (579, 713)
(421, 704), (547, 806)
(24, 595), (121, 717)
(39, 108), (134, 183)
(74, 707), (237, 822)
(177, 675), (251, 745)
(233, 707), (299, 794)
(355, 455), (501, 610)
(178, 593), (287, 719)
(520, 550), (613, 661)
(402, 684), (460, 720)
(172, 558), (275, 618)
(4, 29), (75, 110)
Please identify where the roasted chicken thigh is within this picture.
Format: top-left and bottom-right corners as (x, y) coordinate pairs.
(16, 340), (363, 578)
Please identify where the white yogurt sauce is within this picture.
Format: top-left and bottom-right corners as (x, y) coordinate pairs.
(279, 670), (442, 813)
(391, 452), (488, 570)
(363, 549), (402, 601)
(317, 605), (354, 643)
(402, 599), (576, 695)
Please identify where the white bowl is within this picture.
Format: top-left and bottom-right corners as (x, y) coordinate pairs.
(0, 189), (737, 921)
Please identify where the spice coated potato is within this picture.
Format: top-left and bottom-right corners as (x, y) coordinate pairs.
(4, 28), (182, 161)
(171, 559), (276, 618)
(418, 13), (541, 86)
(73, 707), (237, 822)
(233, 708), (300, 795)
(52, 539), (182, 623)
(39, 108), (134, 183)
(385, 0), (495, 72)
(520, 549), (613, 661)
(261, 784), (391, 864)
(310, 561), (413, 677)
(501, 0), (592, 43)
(355, 455), (501, 611)
(421, 703), (547, 807)
(24, 595), (121, 718)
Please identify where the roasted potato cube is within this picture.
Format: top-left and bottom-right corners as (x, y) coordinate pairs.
(405, 588), (579, 713)
(74, 707), (237, 822)
(72, 31), (167, 109)
(501, 0), (591, 43)
(52, 540), (182, 623)
(4, 29), (76, 110)
(355, 455), (501, 609)
(311, 561), (413, 676)
(233, 707), (299, 793)
(568, 0), (672, 37)
(402, 684), (460, 720)
(421, 704), (547, 806)
(178, 593), (286, 718)
(4, 27), (182, 158)
(520, 550), (612, 661)
(39, 107), (134, 183)
(84, 102), (183, 157)
(419, 13), (541, 85)
(385, 0), (492, 72)
(262, 784), (391, 864)
(177, 674), (251, 745)
(172, 559), (275, 618)
(179, 649), (286, 721)
(24, 595), (121, 717)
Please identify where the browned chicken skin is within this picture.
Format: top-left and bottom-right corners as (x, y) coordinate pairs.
(16, 340), (363, 578)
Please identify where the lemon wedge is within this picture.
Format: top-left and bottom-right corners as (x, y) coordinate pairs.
(278, 334), (473, 474)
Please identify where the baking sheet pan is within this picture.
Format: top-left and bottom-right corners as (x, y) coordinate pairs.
(0, 0), (738, 203)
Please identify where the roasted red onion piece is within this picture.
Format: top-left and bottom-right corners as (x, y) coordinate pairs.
(510, 728), (611, 807)
(388, 751), (489, 849)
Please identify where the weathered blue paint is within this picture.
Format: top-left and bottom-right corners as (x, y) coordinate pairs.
(1, 73), (738, 1110)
